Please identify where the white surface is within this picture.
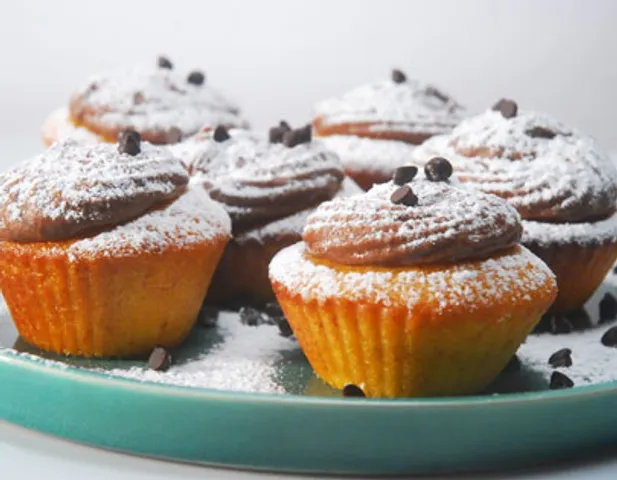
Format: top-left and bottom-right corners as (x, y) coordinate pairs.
(1, 421), (617, 480)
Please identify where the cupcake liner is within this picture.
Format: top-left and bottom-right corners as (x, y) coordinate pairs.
(0, 237), (226, 357)
(525, 240), (617, 314)
(275, 290), (546, 398)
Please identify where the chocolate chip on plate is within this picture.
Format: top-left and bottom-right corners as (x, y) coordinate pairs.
(157, 56), (173, 69)
(548, 348), (572, 368)
(187, 70), (205, 86)
(526, 126), (556, 140)
(492, 99), (518, 119)
(276, 318), (294, 338)
(283, 125), (312, 148)
(390, 185), (418, 207)
(117, 130), (141, 156)
(196, 305), (219, 328)
(239, 306), (265, 326)
(601, 325), (617, 347)
(342, 384), (366, 397)
(424, 157), (453, 182)
(279, 120), (292, 132)
(393, 165), (418, 185)
(565, 307), (592, 331)
(613, 266), (617, 275)
(599, 293), (617, 323)
(269, 121), (292, 143)
(391, 69), (407, 84)
(549, 371), (574, 390)
(148, 346), (172, 372)
(213, 125), (231, 142)
(263, 302), (283, 317)
(503, 354), (521, 374)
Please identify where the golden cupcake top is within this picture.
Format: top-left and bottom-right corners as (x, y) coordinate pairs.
(67, 56), (248, 144)
(412, 99), (617, 224)
(0, 135), (191, 242)
(303, 158), (523, 266)
(176, 124), (346, 234)
(313, 69), (465, 144)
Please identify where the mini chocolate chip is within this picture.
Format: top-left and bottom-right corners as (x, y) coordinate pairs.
(279, 120), (292, 131)
(117, 130), (141, 156)
(213, 125), (230, 142)
(390, 185), (418, 206)
(392, 165), (418, 185)
(148, 346), (171, 372)
(503, 354), (521, 374)
(342, 384), (366, 397)
(549, 371), (574, 389)
(269, 127), (285, 143)
(426, 86), (449, 103)
(492, 99), (518, 119)
(599, 293), (617, 323)
(187, 70), (205, 86)
(263, 302), (283, 317)
(391, 69), (406, 83)
(283, 125), (312, 148)
(158, 56), (173, 69)
(424, 157), (453, 182)
(276, 318), (294, 338)
(197, 305), (219, 328)
(601, 326), (617, 347)
(548, 348), (572, 368)
(239, 306), (265, 326)
(526, 126), (556, 140)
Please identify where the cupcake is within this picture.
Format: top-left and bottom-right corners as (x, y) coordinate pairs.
(42, 56), (247, 146)
(269, 161), (557, 397)
(0, 134), (231, 357)
(174, 124), (360, 305)
(312, 69), (465, 190)
(412, 100), (617, 314)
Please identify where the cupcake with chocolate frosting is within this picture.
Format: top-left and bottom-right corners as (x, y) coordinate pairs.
(42, 56), (247, 146)
(178, 124), (359, 304)
(412, 100), (617, 313)
(270, 160), (557, 397)
(312, 69), (465, 190)
(0, 136), (231, 357)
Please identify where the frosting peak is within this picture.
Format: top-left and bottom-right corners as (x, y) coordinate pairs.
(303, 179), (522, 266)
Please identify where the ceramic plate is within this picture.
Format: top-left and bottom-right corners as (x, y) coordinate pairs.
(1, 278), (617, 475)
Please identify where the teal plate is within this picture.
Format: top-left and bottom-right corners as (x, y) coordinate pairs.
(1, 285), (617, 476)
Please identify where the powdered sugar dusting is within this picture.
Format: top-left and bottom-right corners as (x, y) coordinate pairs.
(72, 66), (248, 138)
(315, 135), (419, 175)
(314, 79), (464, 133)
(522, 212), (617, 247)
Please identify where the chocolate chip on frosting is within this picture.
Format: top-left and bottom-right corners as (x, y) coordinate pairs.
(424, 157), (453, 182)
(283, 125), (312, 148)
(492, 99), (518, 119)
(269, 120), (292, 144)
(213, 125), (231, 143)
(526, 126), (557, 140)
(390, 185), (418, 206)
(187, 70), (205, 86)
(391, 69), (407, 84)
(157, 56), (173, 70)
(393, 165), (418, 185)
(118, 130), (141, 156)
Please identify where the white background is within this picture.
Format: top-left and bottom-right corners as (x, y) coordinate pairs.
(1, 0), (617, 164)
(2, 1), (617, 478)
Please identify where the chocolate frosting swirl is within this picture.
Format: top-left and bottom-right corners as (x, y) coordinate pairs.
(177, 129), (345, 233)
(69, 66), (247, 144)
(303, 180), (522, 266)
(412, 110), (617, 223)
(0, 139), (189, 242)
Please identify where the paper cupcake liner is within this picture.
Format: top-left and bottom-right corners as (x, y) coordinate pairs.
(0, 238), (226, 357)
(525, 240), (617, 314)
(274, 289), (545, 398)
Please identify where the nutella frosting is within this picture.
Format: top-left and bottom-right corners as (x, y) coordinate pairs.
(412, 108), (617, 224)
(303, 179), (522, 266)
(68, 64), (248, 144)
(0, 139), (189, 242)
(179, 128), (345, 234)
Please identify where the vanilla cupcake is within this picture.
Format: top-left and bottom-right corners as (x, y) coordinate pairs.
(270, 162), (556, 397)
(412, 100), (617, 313)
(0, 135), (231, 357)
(175, 124), (359, 304)
(42, 56), (247, 146)
(313, 69), (465, 189)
